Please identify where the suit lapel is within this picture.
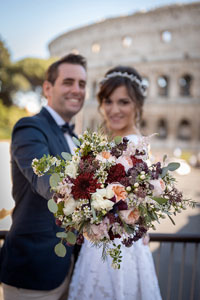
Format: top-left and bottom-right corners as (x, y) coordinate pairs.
(39, 107), (71, 154)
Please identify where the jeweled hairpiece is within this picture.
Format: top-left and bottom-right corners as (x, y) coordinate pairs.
(100, 71), (147, 96)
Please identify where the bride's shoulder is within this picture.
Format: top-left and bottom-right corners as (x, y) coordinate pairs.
(126, 134), (141, 144)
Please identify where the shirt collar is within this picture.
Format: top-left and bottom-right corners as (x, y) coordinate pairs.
(45, 105), (66, 126)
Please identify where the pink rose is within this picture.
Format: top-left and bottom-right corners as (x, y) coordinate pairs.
(149, 178), (165, 197)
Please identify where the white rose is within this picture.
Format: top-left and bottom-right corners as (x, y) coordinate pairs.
(149, 179), (165, 197)
(65, 161), (77, 178)
(92, 198), (114, 211)
(105, 186), (115, 199)
(92, 191), (104, 202)
(63, 196), (77, 216)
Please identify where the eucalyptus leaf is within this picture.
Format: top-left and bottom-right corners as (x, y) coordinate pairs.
(47, 199), (58, 213)
(54, 243), (67, 257)
(66, 231), (77, 245)
(72, 137), (81, 147)
(161, 167), (168, 178)
(114, 136), (122, 145)
(61, 152), (72, 161)
(151, 197), (168, 205)
(49, 173), (60, 188)
(56, 232), (68, 239)
(167, 162), (180, 171)
(152, 211), (158, 221)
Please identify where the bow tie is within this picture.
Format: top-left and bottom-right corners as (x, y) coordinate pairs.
(60, 123), (75, 136)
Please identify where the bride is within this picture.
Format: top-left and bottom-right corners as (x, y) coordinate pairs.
(68, 66), (162, 300)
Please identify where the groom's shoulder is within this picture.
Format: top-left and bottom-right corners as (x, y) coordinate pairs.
(13, 109), (49, 132)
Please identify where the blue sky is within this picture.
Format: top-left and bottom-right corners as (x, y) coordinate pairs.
(0, 0), (198, 61)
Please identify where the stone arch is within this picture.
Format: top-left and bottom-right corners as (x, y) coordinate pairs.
(179, 74), (192, 96)
(142, 76), (150, 96)
(156, 119), (168, 139)
(157, 75), (169, 97)
(177, 119), (192, 140)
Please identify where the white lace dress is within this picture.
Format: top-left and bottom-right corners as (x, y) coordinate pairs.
(68, 135), (162, 300)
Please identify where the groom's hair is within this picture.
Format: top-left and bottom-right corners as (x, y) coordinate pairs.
(45, 53), (87, 85)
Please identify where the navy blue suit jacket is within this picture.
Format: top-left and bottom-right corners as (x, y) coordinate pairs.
(0, 107), (75, 290)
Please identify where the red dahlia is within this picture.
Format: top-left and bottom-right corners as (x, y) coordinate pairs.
(131, 155), (143, 165)
(72, 173), (101, 200)
(106, 163), (126, 183)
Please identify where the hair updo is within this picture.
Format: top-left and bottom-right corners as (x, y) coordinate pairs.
(97, 66), (146, 128)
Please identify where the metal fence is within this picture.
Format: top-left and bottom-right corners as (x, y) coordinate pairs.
(0, 231), (200, 299)
(150, 233), (200, 300)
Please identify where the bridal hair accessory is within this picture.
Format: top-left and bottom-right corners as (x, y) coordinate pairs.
(32, 130), (195, 269)
(100, 71), (147, 96)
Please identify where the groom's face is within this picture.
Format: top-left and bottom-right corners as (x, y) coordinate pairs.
(44, 63), (87, 122)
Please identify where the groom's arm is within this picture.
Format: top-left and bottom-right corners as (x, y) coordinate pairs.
(11, 117), (53, 200)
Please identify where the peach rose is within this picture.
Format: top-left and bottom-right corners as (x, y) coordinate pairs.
(116, 155), (133, 172)
(110, 184), (128, 202)
(119, 208), (140, 225)
(96, 151), (116, 163)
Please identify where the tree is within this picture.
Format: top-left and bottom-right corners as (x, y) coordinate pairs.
(0, 38), (18, 106)
(0, 37), (56, 106)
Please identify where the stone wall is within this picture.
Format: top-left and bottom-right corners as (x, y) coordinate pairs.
(49, 2), (200, 152)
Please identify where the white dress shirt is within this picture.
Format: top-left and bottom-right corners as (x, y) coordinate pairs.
(45, 105), (76, 154)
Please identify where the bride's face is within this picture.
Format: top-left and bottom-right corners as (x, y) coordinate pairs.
(101, 85), (136, 135)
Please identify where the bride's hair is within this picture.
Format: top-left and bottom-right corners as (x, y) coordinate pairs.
(97, 66), (146, 128)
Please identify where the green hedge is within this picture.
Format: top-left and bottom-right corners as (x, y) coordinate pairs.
(0, 100), (29, 140)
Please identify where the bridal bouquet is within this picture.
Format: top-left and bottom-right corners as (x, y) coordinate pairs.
(32, 130), (194, 269)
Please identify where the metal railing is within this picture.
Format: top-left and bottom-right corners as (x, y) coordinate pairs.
(0, 231), (199, 299)
(149, 233), (200, 300)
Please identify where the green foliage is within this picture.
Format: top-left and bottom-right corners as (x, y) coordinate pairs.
(114, 136), (122, 145)
(61, 152), (72, 161)
(151, 196), (168, 205)
(66, 231), (77, 245)
(47, 199), (58, 213)
(54, 243), (67, 257)
(72, 137), (81, 147)
(0, 100), (28, 139)
(161, 162), (180, 178)
(56, 232), (68, 239)
(15, 57), (56, 88)
(0, 38), (57, 106)
(49, 173), (61, 188)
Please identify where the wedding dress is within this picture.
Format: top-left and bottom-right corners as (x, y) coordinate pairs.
(68, 135), (162, 300)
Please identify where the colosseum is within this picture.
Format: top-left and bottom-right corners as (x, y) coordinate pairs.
(48, 2), (200, 155)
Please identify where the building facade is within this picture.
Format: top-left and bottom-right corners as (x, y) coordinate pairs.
(49, 2), (200, 153)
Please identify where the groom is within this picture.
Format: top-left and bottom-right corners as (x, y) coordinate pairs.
(0, 53), (87, 299)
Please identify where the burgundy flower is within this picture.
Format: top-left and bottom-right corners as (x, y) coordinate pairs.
(72, 173), (101, 200)
(106, 163), (126, 183)
(106, 212), (116, 224)
(114, 200), (128, 211)
(108, 228), (121, 240)
(130, 155), (143, 165)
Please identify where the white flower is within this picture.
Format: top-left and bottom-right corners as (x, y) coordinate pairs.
(149, 178), (166, 197)
(65, 161), (77, 178)
(91, 187), (114, 211)
(63, 196), (77, 216)
(96, 151), (116, 164)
